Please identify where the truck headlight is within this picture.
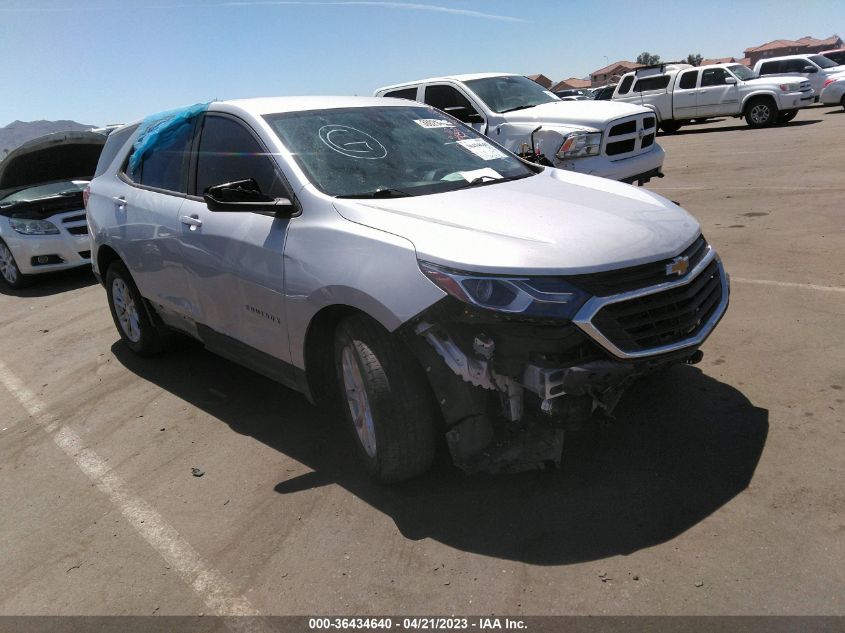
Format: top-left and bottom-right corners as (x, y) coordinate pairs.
(419, 261), (590, 319)
(779, 82), (800, 92)
(556, 131), (602, 159)
(9, 217), (60, 235)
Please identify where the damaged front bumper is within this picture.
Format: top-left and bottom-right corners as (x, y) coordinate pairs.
(401, 247), (729, 474)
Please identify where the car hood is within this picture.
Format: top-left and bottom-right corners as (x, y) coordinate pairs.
(743, 76), (809, 88)
(0, 130), (105, 194)
(332, 170), (701, 275)
(498, 100), (648, 129)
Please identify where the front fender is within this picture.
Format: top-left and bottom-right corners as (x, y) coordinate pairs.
(491, 123), (597, 162)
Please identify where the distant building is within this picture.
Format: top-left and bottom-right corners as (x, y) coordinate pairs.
(589, 61), (642, 87)
(551, 78), (591, 91)
(700, 56), (752, 67)
(744, 35), (842, 65)
(526, 74), (552, 89)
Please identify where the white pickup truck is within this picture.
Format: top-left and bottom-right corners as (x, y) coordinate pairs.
(612, 63), (814, 132)
(375, 73), (665, 185)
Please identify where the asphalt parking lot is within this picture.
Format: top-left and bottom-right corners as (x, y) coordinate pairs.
(0, 106), (843, 618)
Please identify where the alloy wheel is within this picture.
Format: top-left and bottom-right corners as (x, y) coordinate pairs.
(0, 241), (18, 284)
(111, 278), (142, 342)
(341, 344), (378, 458)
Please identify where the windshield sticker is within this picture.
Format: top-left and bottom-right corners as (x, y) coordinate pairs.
(456, 138), (507, 161)
(414, 119), (454, 128)
(318, 125), (387, 159)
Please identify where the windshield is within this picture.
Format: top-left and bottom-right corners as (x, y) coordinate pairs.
(264, 106), (533, 198)
(0, 180), (87, 204)
(809, 54), (838, 69)
(463, 75), (559, 113)
(728, 65), (756, 80)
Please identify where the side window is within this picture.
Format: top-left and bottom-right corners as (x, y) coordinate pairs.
(423, 85), (480, 122)
(633, 75), (671, 92)
(783, 59), (808, 73)
(618, 75), (634, 95)
(700, 68), (729, 87)
(126, 119), (194, 193)
(759, 61), (781, 75)
(678, 70), (699, 89)
(194, 116), (287, 198)
(95, 124), (139, 178)
(384, 87), (418, 100)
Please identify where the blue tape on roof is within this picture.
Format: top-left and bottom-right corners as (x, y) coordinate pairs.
(128, 102), (210, 174)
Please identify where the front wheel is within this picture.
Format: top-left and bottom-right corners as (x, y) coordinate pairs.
(0, 239), (32, 289)
(334, 314), (438, 483)
(745, 98), (778, 127)
(105, 261), (171, 356)
(776, 110), (798, 124)
(840, 95), (845, 112)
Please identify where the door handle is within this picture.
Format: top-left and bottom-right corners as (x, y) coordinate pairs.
(113, 196), (127, 209)
(180, 215), (202, 228)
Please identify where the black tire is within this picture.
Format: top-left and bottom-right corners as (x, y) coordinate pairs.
(334, 314), (438, 483)
(0, 238), (33, 289)
(659, 119), (683, 134)
(841, 95), (845, 112)
(745, 97), (778, 127)
(776, 110), (798, 124)
(105, 261), (171, 356)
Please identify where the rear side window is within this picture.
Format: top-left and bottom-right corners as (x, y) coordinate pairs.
(126, 120), (194, 193)
(701, 68), (729, 87)
(94, 124), (139, 178)
(759, 60), (781, 75)
(618, 75), (634, 95)
(678, 70), (699, 89)
(633, 75), (671, 92)
(194, 115), (287, 198)
(383, 87), (418, 100)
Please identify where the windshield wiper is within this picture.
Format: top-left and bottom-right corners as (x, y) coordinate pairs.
(452, 172), (533, 190)
(336, 187), (412, 199)
(499, 104), (538, 113)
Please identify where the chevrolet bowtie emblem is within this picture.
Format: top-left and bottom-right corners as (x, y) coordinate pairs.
(666, 256), (690, 276)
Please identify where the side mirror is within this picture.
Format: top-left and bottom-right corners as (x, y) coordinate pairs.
(203, 179), (294, 214)
(724, 76), (738, 85)
(443, 106), (483, 124)
(803, 66), (819, 73)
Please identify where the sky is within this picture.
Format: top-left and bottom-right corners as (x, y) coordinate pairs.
(1, 0), (843, 126)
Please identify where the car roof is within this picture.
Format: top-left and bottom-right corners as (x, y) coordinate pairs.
(755, 54), (814, 63)
(216, 95), (421, 116)
(375, 73), (518, 92)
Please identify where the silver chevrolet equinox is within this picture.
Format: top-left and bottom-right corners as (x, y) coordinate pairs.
(87, 97), (729, 482)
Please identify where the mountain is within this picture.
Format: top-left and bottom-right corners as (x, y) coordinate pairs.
(0, 119), (99, 159)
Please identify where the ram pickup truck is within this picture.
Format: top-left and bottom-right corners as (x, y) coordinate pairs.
(612, 63), (814, 132)
(375, 73), (665, 185)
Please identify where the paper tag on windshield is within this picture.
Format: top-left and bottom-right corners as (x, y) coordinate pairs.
(456, 138), (506, 160)
(414, 119), (454, 128)
(457, 168), (502, 183)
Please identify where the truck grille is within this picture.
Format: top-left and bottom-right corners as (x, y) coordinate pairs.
(591, 260), (723, 353)
(604, 113), (658, 160)
(566, 236), (709, 296)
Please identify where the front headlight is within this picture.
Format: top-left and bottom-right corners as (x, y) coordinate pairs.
(9, 217), (60, 235)
(419, 261), (590, 319)
(556, 131), (602, 160)
(779, 82), (800, 92)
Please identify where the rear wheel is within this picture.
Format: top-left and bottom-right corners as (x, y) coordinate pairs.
(776, 110), (798, 124)
(659, 119), (683, 134)
(841, 95), (845, 112)
(745, 97), (777, 127)
(0, 239), (32, 289)
(105, 261), (171, 356)
(334, 314), (437, 483)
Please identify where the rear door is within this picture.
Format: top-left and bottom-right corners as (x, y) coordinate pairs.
(697, 67), (739, 116)
(672, 69), (699, 118)
(176, 112), (296, 364)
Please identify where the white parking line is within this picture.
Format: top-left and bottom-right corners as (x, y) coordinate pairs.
(733, 277), (845, 293)
(0, 359), (269, 628)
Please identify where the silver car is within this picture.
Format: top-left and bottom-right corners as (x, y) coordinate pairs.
(87, 97), (729, 482)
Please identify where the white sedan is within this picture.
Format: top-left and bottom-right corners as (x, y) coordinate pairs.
(820, 76), (845, 110)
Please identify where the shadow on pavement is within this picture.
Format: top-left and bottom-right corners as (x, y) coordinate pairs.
(113, 342), (768, 565)
(661, 119), (821, 136)
(0, 267), (97, 297)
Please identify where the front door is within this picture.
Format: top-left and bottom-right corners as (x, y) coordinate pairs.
(176, 113), (295, 364)
(697, 68), (739, 117)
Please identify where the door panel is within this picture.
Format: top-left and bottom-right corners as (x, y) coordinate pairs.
(697, 68), (739, 116)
